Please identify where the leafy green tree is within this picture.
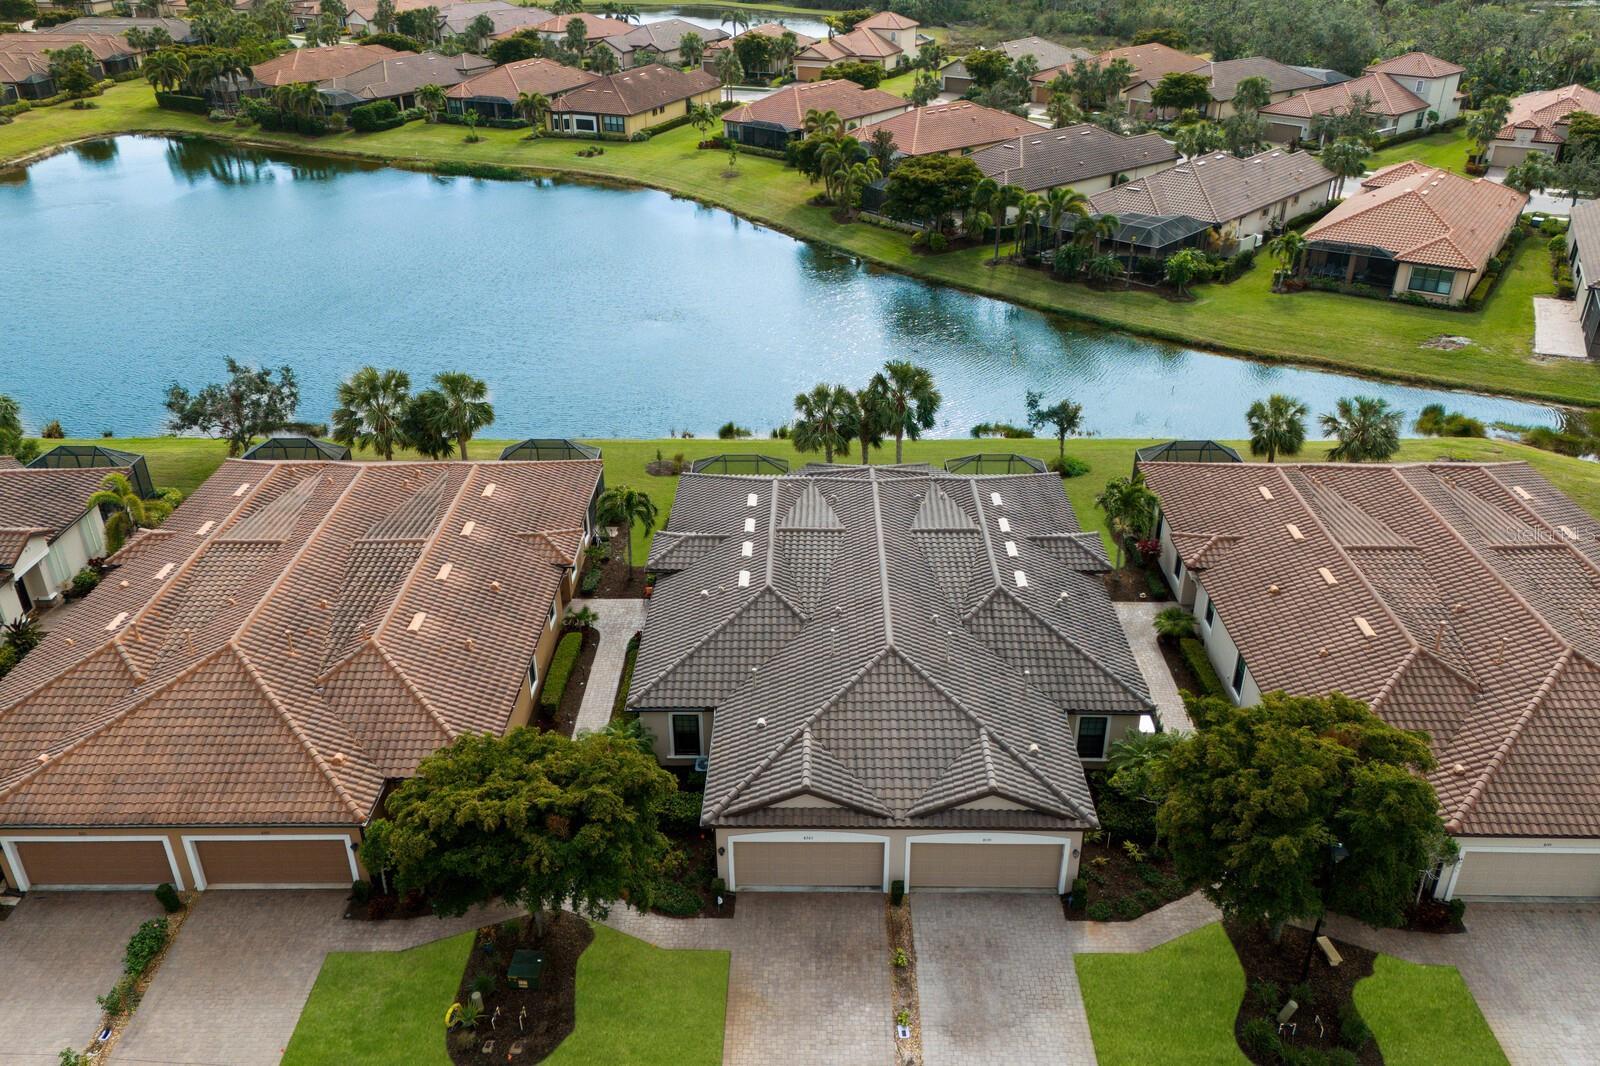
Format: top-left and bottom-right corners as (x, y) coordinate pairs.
(865, 127), (896, 174)
(1222, 109), (1267, 157)
(45, 44), (100, 100)
(596, 484), (658, 573)
(1094, 472), (1157, 567)
(1245, 393), (1308, 462)
(907, 67), (940, 106)
(360, 729), (677, 923)
(791, 383), (855, 463)
(588, 45), (619, 75)
(1046, 90), (1081, 129)
(1158, 691), (1449, 934)
(462, 12), (495, 51)
(331, 366), (412, 460)
(414, 371), (494, 460)
(1150, 70), (1212, 116)
(818, 59), (882, 89)
(1024, 390), (1083, 464)
(0, 394), (38, 464)
(515, 90), (551, 133)
(164, 358), (301, 457)
(679, 31), (704, 69)
(883, 154), (982, 237)
(1506, 151), (1557, 194)
(1163, 247), (1210, 295)
(0, 0), (39, 21)
(88, 472), (173, 554)
(1320, 395), (1402, 462)
(395, 5), (439, 42)
(713, 47), (742, 100)
(962, 47), (1009, 89)
(869, 360), (941, 463)
(372, 0), (395, 32)
(1555, 144), (1600, 207)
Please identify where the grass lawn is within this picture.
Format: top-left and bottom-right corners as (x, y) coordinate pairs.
(1354, 955), (1509, 1066)
(1368, 129), (1475, 175)
(1075, 923), (1249, 1066)
(6, 83), (1597, 409)
(281, 924), (728, 1066)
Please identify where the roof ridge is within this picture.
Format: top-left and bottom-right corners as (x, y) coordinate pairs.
(630, 584), (804, 702)
(371, 639), (456, 742)
(1447, 649), (1572, 832)
(987, 585), (1154, 708)
(371, 465), (482, 644)
(1462, 464), (1600, 586)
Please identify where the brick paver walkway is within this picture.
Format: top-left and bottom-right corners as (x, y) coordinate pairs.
(1533, 296), (1588, 359)
(1114, 602), (1192, 732)
(571, 599), (646, 736)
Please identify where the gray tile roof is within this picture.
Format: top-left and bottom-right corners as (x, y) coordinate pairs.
(973, 123), (1178, 193)
(1088, 148), (1336, 226)
(634, 466), (1152, 830)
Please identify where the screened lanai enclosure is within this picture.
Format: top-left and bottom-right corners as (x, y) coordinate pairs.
(1041, 213), (1213, 261)
(1133, 440), (1242, 473)
(28, 444), (156, 498)
(944, 453), (1048, 475)
(498, 439), (603, 462)
(689, 454), (791, 475)
(241, 436), (352, 461)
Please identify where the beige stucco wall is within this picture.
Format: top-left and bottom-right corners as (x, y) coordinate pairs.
(637, 708), (712, 765)
(551, 86), (720, 137)
(1388, 261), (1477, 306)
(1486, 139), (1552, 168)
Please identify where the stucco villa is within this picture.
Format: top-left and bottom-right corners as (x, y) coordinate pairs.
(721, 79), (907, 149)
(445, 57), (597, 121)
(547, 63), (720, 138)
(0, 460), (114, 625)
(792, 11), (919, 82)
(850, 100), (1039, 158)
(972, 123), (1178, 195)
(1487, 83), (1600, 168)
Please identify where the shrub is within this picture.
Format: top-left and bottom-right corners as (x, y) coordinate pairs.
(1250, 978), (1282, 1012)
(717, 421), (753, 439)
(472, 972), (496, 999)
(71, 568), (100, 596)
(1179, 637), (1226, 697)
(155, 91), (208, 114)
(651, 877), (702, 916)
(1069, 876), (1088, 903)
(350, 879), (372, 905)
(1085, 899), (1113, 920)
(1050, 455), (1090, 478)
(890, 879), (905, 905)
(613, 633), (641, 717)
(927, 232), (948, 252)
(1133, 888), (1161, 912)
(97, 974), (140, 1018)
(153, 882), (182, 914)
(1338, 1003), (1373, 1050)
(631, 130), (651, 142)
(538, 630), (584, 713)
(1446, 896), (1467, 925)
(1113, 895), (1143, 919)
(580, 567), (603, 594)
(655, 789), (704, 834)
(59, 1049), (90, 1066)
(1239, 1016), (1280, 1058)
(1136, 862), (1165, 886)
(892, 947), (909, 967)
(350, 99), (404, 133)
(0, 644), (17, 681)
(123, 917), (169, 977)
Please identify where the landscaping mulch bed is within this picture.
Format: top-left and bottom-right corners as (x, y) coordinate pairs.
(585, 551), (647, 598)
(536, 626), (598, 738)
(1157, 637), (1207, 697)
(886, 899), (922, 1062)
(346, 887), (435, 921)
(1063, 839), (1190, 922)
(447, 911), (594, 1066)
(1227, 919), (1381, 1065)
(1100, 566), (1169, 602)
(652, 824), (735, 919)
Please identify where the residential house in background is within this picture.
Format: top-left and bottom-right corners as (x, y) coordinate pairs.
(1567, 199), (1600, 357)
(248, 43), (398, 92)
(1033, 41), (1204, 107)
(1363, 51), (1463, 124)
(532, 11), (633, 49)
(601, 19), (727, 68)
(850, 100), (1039, 158)
(445, 56), (596, 120)
(547, 63), (719, 137)
(793, 27), (902, 82)
(0, 464), (111, 625)
(1260, 72), (1430, 144)
(1488, 84), (1600, 167)
(344, 0), (456, 35)
(318, 50), (493, 111)
(1301, 161), (1525, 305)
(942, 36), (1089, 95)
(703, 23), (817, 81)
(1141, 459), (1600, 901)
(0, 31), (140, 78)
(632, 464), (1153, 892)
(0, 457), (602, 895)
(0, 53), (53, 102)
(1126, 56), (1321, 120)
(721, 78), (907, 149)
(436, 1), (552, 42)
(971, 123), (1177, 194)
(53, 16), (196, 43)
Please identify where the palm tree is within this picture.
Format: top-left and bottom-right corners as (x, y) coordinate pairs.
(803, 107), (842, 136)
(791, 383), (855, 463)
(463, 12), (495, 52)
(1151, 605), (1195, 644)
(848, 385), (889, 464)
(818, 134), (857, 204)
(515, 90), (550, 133)
(1044, 185), (1088, 252)
(1082, 212), (1119, 254)
(718, 9), (750, 36)
(1016, 192), (1044, 255)
(1320, 137), (1369, 199)
(143, 48), (188, 92)
(562, 17), (588, 57)
(1320, 396), (1403, 463)
(1094, 473), (1157, 568)
(1245, 393), (1308, 462)
(771, 29), (799, 75)
(841, 158), (881, 216)
(332, 366), (412, 460)
(417, 82), (447, 122)
(679, 31), (704, 69)
(427, 372), (495, 460)
(713, 48), (743, 102)
(971, 178), (1023, 265)
(869, 360), (941, 463)
(88, 473), (173, 554)
(1266, 230), (1308, 283)
(273, 81), (325, 118)
(1174, 121), (1222, 160)
(1466, 96), (1511, 161)
(596, 485), (658, 579)
(688, 102), (717, 140)
(589, 46), (619, 75)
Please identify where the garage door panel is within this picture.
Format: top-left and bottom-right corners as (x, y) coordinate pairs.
(912, 843), (1063, 890)
(1455, 850), (1600, 898)
(15, 840), (173, 888)
(734, 841), (883, 888)
(194, 838), (351, 888)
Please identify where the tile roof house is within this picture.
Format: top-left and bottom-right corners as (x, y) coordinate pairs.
(1302, 162), (1526, 305)
(1031, 41), (1206, 107)
(702, 23), (818, 80)
(1260, 72), (1431, 143)
(445, 56), (598, 121)
(343, 0), (451, 34)
(1140, 459), (1600, 900)
(1125, 56), (1322, 120)
(1565, 199), (1600, 358)
(1488, 84), (1600, 167)
(850, 100), (1039, 158)
(0, 465), (112, 625)
(249, 43), (398, 89)
(318, 50), (493, 110)
(548, 63), (720, 138)
(533, 10), (634, 42)
(943, 36), (1090, 94)
(53, 16), (196, 43)
(0, 457), (601, 894)
(600, 18), (727, 68)
(630, 464), (1153, 892)
(721, 78), (908, 149)
(972, 123), (1178, 194)
(793, 13), (919, 82)
(1365, 51), (1464, 125)
(0, 52), (53, 103)
(0, 31), (139, 79)
(435, 0), (552, 39)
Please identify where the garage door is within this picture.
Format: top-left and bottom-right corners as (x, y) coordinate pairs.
(1453, 850), (1600, 899)
(11, 839), (175, 889)
(192, 838), (352, 889)
(911, 843), (1064, 890)
(733, 840), (883, 889)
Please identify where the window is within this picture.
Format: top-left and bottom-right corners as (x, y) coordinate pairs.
(574, 116), (597, 133)
(1173, 555), (1184, 579)
(1076, 716), (1109, 760)
(602, 115), (625, 134)
(670, 713), (703, 758)
(1204, 598), (1215, 626)
(1231, 653), (1247, 694)
(1407, 266), (1455, 296)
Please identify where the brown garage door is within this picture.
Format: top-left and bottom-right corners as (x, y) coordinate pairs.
(14, 839), (174, 888)
(193, 838), (352, 888)
(912, 843), (1064, 890)
(733, 840), (883, 889)
(1453, 850), (1600, 899)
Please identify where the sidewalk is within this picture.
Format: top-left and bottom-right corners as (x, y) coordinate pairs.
(571, 598), (646, 735)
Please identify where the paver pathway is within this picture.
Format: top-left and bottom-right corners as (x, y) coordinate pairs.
(1533, 296), (1588, 359)
(570, 598), (646, 736)
(1113, 601), (1192, 732)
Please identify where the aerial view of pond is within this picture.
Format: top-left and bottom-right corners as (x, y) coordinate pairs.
(0, 136), (1560, 440)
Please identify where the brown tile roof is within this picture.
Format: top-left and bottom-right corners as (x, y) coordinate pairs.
(612, 18), (726, 55)
(1304, 162), (1525, 271)
(1088, 148), (1335, 226)
(721, 78), (906, 130)
(1140, 460), (1600, 838)
(856, 10), (918, 30)
(705, 22), (817, 54)
(1259, 72), (1428, 120)
(1196, 56), (1323, 102)
(0, 51), (50, 87)
(0, 466), (107, 569)
(321, 50), (492, 101)
(0, 458), (600, 828)
(250, 44), (398, 87)
(0, 31), (136, 62)
(346, 0), (438, 21)
(798, 26), (901, 64)
(1496, 84), (1600, 146)
(445, 56), (597, 102)
(972, 123), (1178, 192)
(547, 62), (717, 116)
(533, 11), (633, 39)
(850, 101), (1038, 156)
(1364, 51), (1464, 78)
(436, 0), (550, 36)
(1096, 42), (1206, 85)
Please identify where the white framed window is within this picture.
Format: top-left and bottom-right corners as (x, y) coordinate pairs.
(669, 713), (703, 758)
(1075, 716), (1109, 760)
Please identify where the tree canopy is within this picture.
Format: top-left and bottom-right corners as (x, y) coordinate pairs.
(883, 154), (983, 234)
(164, 358), (301, 457)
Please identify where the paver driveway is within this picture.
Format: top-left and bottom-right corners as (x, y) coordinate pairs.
(0, 892), (166, 1064)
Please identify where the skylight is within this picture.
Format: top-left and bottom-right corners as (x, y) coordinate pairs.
(997, 517), (1011, 533)
(105, 611), (129, 632)
(1354, 616), (1376, 638)
(154, 563), (175, 581)
(741, 541), (753, 557)
(990, 492), (1003, 506)
(744, 517), (756, 533)
(436, 562), (453, 580)
(460, 520), (476, 536)
(747, 493), (759, 507)
(1005, 541), (1018, 557)
(407, 612), (427, 632)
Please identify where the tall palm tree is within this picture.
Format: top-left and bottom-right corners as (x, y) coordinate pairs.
(818, 134), (857, 204)
(718, 9), (750, 35)
(88, 473), (173, 554)
(427, 372), (495, 460)
(417, 82), (447, 121)
(1320, 396), (1403, 463)
(1094, 473), (1157, 568)
(679, 31), (704, 69)
(971, 178), (1023, 265)
(713, 48), (743, 102)
(589, 45), (619, 75)
(515, 90), (550, 133)
(791, 383), (855, 463)
(848, 385), (889, 464)
(771, 29), (799, 75)
(1016, 192), (1044, 255)
(803, 107), (842, 136)
(596, 485), (658, 579)
(1245, 393), (1309, 462)
(841, 158), (880, 216)
(463, 12), (495, 52)
(1266, 230), (1308, 282)
(274, 80), (325, 118)
(331, 366), (412, 460)
(1082, 212), (1119, 254)
(869, 360), (941, 463)
(1320, 137), (1369, 199)
(1044, 185), (1088, 252)
(143, 48), (188, 92)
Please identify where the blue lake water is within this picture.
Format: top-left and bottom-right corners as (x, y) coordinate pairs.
(0, 135), (1561, 439)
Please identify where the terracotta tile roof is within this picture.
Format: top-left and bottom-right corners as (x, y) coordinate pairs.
(250, 44), (398, 87)
(613, 18), (726, 54)
(52, 16), (195, 42)
(1095, 42), (1206, 86)
(320, 50), (492, 102)
(1496, 84), (1600, 145)
(1196, 56), (1323, 102)
(0, 51), (49, 89)
(436, 0), (550, 36)
(850, 101), (1038, 156)
(972, 123), (1177, 192)
(1141, 460), (1600, 838)
(0, 466), (106, 565)
(0, 31), (136, 63)
(721, 78), (905, 130)
(856, 10), (918, 30)
(346, 0), (438, 21)
(798, 26), (901, 63)
(547, 62), (717, 116)
(1304, 163), (1525, 271)
(1087, 148), (1335, 226)
(0, 458), (600, 828)
(705, 22), (817, 54)
(963, 36), (1089, 85)
(445, 56), (597, 102)
(635, 466), (1151, 830)
(533, 11), (633, 39)
(1259, 71), (1428, 119)
(1364, 51), (1464, 78)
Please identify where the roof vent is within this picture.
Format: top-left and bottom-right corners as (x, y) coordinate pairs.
(1318, 567), (1337, 585)
(407, 612), (426, 631)
(1268, 584), (1281, 595)
(481, 482), (497, 498)
(329, 752), (348, 767)
(1451, 762), (1467, 776)
(318, 598), (330, 610)
(437, 562), (453, 580)
(1286, 523), (1304, 540)
(1013, 569), (1029, 588)
(997, 517), (1011, 533)
(1028, 742), (1040, 753)
(756, 717), (767, 728)
(233, 482), (251, 497)
(738, 570), (751, 587)
(460, 520), (476, 536)
(105, 611), (129, 632)
(747, 493), (759, 507)
(489, 580), (502, 592)
(1259, 486), (1275, 500)
(1318, 646), (1329, 658)
(118, 579), (130, 589)
(154, 563), (175, 580)
(36, 752), (49, 765)
(990, 492), (1004, 506)
(196, 520), (215, 536)
(700, 588), (710, 596)
(1005, 541), (1018, 557)
(1354, 615), (1376, 638)
(741, 541), (754, 557)
(1511, 485), (1532, 500)
(1558, 524), (1578, 540)
(743, 517), (756, 533)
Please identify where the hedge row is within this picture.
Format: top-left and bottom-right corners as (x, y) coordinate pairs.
(538, 630), (585, 714)
(156, 91), (209, 114)
(1179, 637), (1227, 699)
